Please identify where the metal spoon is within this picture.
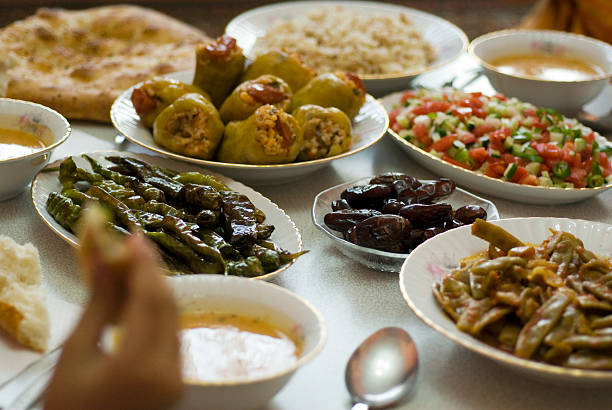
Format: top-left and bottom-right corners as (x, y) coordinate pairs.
(345, 327), (418, 409)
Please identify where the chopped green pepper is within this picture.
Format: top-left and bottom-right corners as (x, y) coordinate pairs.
(587, 174), (605, 188)
(553, 161), (571, 179)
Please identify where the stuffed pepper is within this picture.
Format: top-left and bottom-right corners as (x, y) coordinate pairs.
(290, 72), (366, 119)
(153, 93), (224, 160)
(193, 35), (246, 107)
(293, 105), (352, 161)
(219, 75), (292, 123)
(131, 78), (208, 128)
(216, 104), (303, 164)
(241, 50), (316, 92)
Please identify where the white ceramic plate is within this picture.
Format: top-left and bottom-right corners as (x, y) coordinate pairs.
(380, 91), (612, 204)
(225, 0), (467, 96)
(110, 71), (388, 186)
(400, 217), (612, 386)
(312, 176), (499, 272)
(30, 151), (302, 281)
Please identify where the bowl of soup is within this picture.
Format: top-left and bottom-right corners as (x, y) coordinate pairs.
(0, 98), (70, 201)
(167, 275), (326, 410)
(469, 30), (612, 114)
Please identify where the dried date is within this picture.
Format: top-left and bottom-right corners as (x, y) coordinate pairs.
(331, 199), (351, 211)
(340, 184), (393, 209)
(347, 215), (410, 253)
(399, 203), (452, 228)
(324, 209), (382, 233)
(454, 205), (487, 224)
(381, 198), (406, 214)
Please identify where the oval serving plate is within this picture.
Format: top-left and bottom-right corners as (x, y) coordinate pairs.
(380, 91), (612, 205)
(312, 176), (499, 272)
(31, 151), (302, 281)
(110, 71), (388, 186)
(400, 217), (612, 386)
(226, 0), (467, 96)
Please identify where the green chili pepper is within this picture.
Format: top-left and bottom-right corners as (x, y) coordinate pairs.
(587, 174), (605, 188)
(553, 161), (571, 179)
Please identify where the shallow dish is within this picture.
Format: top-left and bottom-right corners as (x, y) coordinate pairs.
(399, 217), (612, 386)
(469, 29), (612, 115)
(0, 98), (71, 201)
(380, 91), (612, 204)
(311, 176), (499, 272)
(225, 0), (467, 97)
(169, 275), (326, 410)
(30, 151), (302, 281)
(111, 71), (388, 186)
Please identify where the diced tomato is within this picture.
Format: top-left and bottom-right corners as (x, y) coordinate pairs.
(413, 123), (432, 145)
(391, 123), (402, 132)
(511, 166), (529, 183)
(388, 108), (401, 126)
(473, 108), (487, 118)
(430, 135), (457, 152)
(562, 151), (582, 168)
(473, 123), (497, 138)
(485, 163), (507, 178)
(400, 91), (417, 104)
(584, 132), (596, 143)
(494, 93), (507, 101)
(489, 127), (511, 150)
(452, 107), (473, 120)
(459, 97), (483, 108)
(531, 118), (548, 130)
(534, 143), (564, 160)
(524, 108), (537, 117)
(442, 153), (472, 169)
(599, 155), (611, 177)
(501, 153), (515, 165)
(567, 168), (588, 187)
(459, 132), (476, 144)
(468, 147), (488, 163)
(540, 163), (550, 173)
(519, 174), (539, 185)
(411, 101), (451, 115)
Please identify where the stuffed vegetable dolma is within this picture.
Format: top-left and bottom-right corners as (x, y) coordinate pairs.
(293, 105), (352, 161)
(193, 35), (246, 107)
(219, 75), (292, 123)
(241, 50), (316, 92)
(290, 72), (366, 119)
(153, 93), (224, 160)
(217, 105), (303, 164)
(131, 78), (208, 128)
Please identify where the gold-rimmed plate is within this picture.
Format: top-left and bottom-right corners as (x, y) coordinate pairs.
(110, 71), (388, 186)
(380, 91), (612, 204)
(400, 217), (612, 386)
(30, 151), (303, 281)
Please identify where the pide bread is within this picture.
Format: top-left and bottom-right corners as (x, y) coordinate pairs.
(0, 236), (49, 352)
(0, 5), (210, 122)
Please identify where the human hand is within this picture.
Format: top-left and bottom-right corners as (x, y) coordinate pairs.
(44, 233), (183, 410)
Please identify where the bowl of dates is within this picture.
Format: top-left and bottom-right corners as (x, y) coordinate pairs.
(312, 173), (499, 272)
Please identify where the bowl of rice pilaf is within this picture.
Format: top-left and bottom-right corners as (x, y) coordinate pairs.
(226, 1), (467, 96)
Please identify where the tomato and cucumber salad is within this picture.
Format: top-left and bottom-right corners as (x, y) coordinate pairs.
(389, 89), (612, 188)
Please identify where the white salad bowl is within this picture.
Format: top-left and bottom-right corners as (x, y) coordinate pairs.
(469, 30), (612, 115)
(0, 98), (70, 201)
(169, 275), (326, 410)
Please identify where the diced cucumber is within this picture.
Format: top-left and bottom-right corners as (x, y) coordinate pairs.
(574, 138), (587, 153)
(538, 175), (553, 187)
(503, 137), (514, 150)
(452, 140), (466, 150)
(489, 149), (502, 158)
(549, 131), (564, 144)
(525, 162), (541, 175)
(504, 163), (518, 180)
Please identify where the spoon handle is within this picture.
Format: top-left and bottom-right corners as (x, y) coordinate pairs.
(351, 403), (369, 410)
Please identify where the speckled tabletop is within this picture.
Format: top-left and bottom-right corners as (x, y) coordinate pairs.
(3, 59), (612, 409)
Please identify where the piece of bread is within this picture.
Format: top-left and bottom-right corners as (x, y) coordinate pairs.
(0, 236), (49, 352)
(0, 5), (210, 122)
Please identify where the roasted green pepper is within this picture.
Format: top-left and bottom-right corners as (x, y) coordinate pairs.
(293, 104), (352, 161)
(193, 35), (246, 107)
(219, 75), (292, 123)
(290, 72), (366, 119)
(241, 50), (316, 92)
(216, 105), (303, 164)
(130, 77), (208, 128)
(153, 93), (225, 160)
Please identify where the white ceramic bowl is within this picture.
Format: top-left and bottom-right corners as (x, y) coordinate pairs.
(469, 30), (612, 114)
(169, 275), (326, 410)
(226, 1), (467, 97)
(0, 98), (70, 201)
(400, 217), (612, 386)
(311, 176), (499, 272)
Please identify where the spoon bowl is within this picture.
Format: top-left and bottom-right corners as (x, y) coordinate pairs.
(345, 327), (418, 409)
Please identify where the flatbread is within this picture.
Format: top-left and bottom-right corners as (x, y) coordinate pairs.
(0, 5), (210, 122)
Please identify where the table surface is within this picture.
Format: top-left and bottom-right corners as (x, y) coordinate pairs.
(2, 50), (612, 409)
